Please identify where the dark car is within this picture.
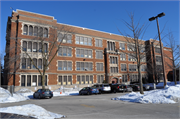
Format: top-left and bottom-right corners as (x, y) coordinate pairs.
(134, 83), (150, 91)
(79, 87), (99, 95)
(109, 84), (120, 93)
(91, 84), (111, 94)
(33, 89), (53, 99)
(119, 84), (133, 92)
(128, 84), (140, 91)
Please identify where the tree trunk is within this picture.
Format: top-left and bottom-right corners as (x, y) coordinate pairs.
(42, 74), (45, 89)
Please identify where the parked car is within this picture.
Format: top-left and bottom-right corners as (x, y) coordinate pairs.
(33, 89), (53, 99)
(79, 87), (99, 95)
(134, 83), (150, 91)
(128, 84), (140, 91)
(109, 84), (120, 93)
(118, 84), (133, 92)
(91, 84), (111, 94)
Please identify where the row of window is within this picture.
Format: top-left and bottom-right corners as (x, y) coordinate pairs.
(77, 75), (94, 84)
(75, 36), (92, 46)
(22, 41), (48, 53)
(58, 75), (72, 85)
(21, 75), (47, 86)
(58, 33), (72, 44)
(23, 24), (48, 37)
(22, 58), (44, 69)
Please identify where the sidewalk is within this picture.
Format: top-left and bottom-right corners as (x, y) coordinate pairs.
(0, 112), (36, 119)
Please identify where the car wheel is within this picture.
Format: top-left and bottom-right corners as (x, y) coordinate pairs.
(113, 89), (116, 93)
(49, 96), (52, 98)
(79, 92), (82, 95)
(99, 90), (101, 94)
(87, 92), (90, 95)
(38, 94), (41, 99)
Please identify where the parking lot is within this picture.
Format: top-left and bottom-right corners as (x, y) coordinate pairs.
(1, 92), (179, 119)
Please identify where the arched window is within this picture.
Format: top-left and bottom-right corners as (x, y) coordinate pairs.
(27, 58), (31, 69)
(23, 41), (27, 51)
(34, 26), (38, 36)
(39, 27), (43, 37)
(39, 42), (42, 52)
(22, 58), (26, 69)
(44, 28), (48, 37)
(44, 43), (48, 53)
(33, 42), (37, 52)
(58, 33), (63, 42)
(27, 41), (32, 52)
(29, 25), (33, 36)
(38, 59), (42, 69)
(23, 25), (28, 35)
(32, 58), (37, 69)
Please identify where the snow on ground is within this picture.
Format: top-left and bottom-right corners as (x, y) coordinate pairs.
(0, 104), (65, 119)
(112, 84), (180, 104)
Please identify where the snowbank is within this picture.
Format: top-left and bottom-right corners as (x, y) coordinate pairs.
(112, 84), (180, 104)
(0, 104), (65, 119)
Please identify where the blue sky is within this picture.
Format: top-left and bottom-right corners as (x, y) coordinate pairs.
(0, 1), (179, 58)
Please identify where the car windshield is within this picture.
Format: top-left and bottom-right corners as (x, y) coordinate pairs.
(41, 89), (50, 92)
(103, 85), (109, 87)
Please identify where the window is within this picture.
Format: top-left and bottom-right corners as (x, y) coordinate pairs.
(110, 67), (118, 73)
(128, 54), (136, 61)
(33, 42), (37, 52)
(34, 26), (38, 36)
(130, 74), (138, 82)
(32, 58), (37, 69)
(58, 33), (72, 43)
(76, 62), (93, 71)
(64, 76), (67, 85)
(141, 56), (146, 62)
(44, 28), (48, 37)
(122, 75), (127, 82)
(76, 75), (93, 84)
(29, 26), (33, 36)
(96, 63), (103, 71)
(141, 65), (147, 71)
(22, 58), (26, 69)
(23, 25), (28, 35)
(140, 47), (145, 53)
(58, 76), (62, 85)
(39, 43), (42, 52)
(38, 59), (42, 69)
(58, 61), (72, 71)
(129, 64), (137, 71)
(27, 41), (32, 52)
(27, 58), (31, 69)
(119, 43), (125, 50)
(156, 65), (163, 72)
(27, 75), (31, 86)
(156, 56), (162, 62)
(121, 64), (127, 71)
(90, 75), (93, 84)
(97, 75), (104, 83)
(33, 75), (37, 86)
(95, 39), (102, 47)
(96, 51), (103, 59)
(155, 47), (161, 53)
(39, 27), (43, 37)
(110, 56), (118, 64)
(77, 75), (80, 84)
(76, 48), (92, 58)
(127, 44), (135, 51)
(107, 41), (115, 51)
(21, 75), (26, 86)
(120, 53), (126, 61)
(44, 43), (48, 53)
(23, 41), (27, 51)
(75, 36), (92, 46)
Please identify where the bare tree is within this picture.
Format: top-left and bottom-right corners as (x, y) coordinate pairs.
(163, 30), (180, 85)
(4, 20), (74, 89)
(117, 12), (162, 94)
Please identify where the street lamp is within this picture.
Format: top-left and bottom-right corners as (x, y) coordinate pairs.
(149, 12), (166, 88)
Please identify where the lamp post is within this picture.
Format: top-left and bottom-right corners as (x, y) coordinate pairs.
(149, 12), (167, 88)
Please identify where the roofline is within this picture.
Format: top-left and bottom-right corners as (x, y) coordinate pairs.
(15, 9), (56, 20)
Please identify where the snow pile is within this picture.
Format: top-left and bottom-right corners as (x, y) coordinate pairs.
(0, 104), (65, 119)
(0, 87), (31, 103)
(112, 84), (180, 104)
